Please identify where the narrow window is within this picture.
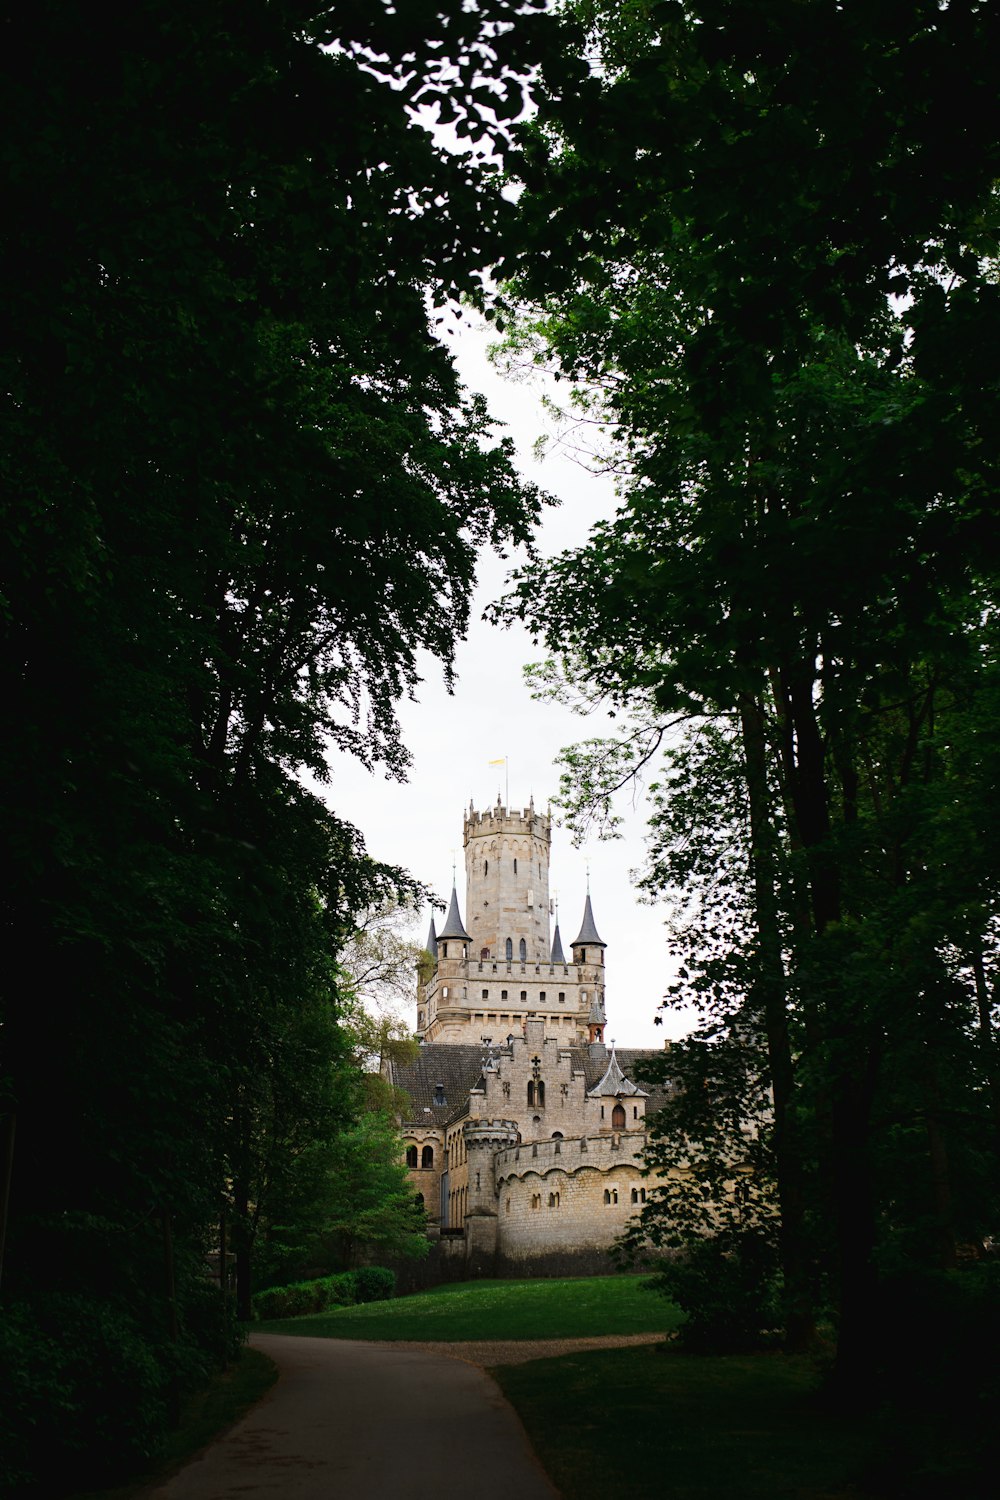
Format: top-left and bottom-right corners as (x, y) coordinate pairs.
(527, 1081), (535, 1107)
(540, 991), (546, 1002)
(558, 992), (565, 1003)
(506, 938), (513, 961)
(481, 948), (489, 962)
(604, 1189), (611, 1205)
(484, 859), (488, 876)
(421, 1145), (434, 1169)
(442, 942), (448, 958)
(537, 1081), (545, 1107)
(520, 990), (527, 1001)
(612, 1103), (626, 1129)
(406, 1146), (418, 1168)
(482, 988), (488, 1000)
(631, 1188), (639, 1204)
(519, 938), (527, 963)
(514, 857), (518, 874)
(501, 989), (508, 1000)
(633, 1106), (639, 1119)
(641, 1188), (647, 1203)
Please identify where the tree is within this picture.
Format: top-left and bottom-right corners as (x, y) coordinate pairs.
(0, 0), (554, 1485)
(496, 0), (1000, 1386)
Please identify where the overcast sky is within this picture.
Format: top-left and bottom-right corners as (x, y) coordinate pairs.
(320, 313), (697, 1049)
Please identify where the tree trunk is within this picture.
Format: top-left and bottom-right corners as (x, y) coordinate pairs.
(738, 691), (815, 1350)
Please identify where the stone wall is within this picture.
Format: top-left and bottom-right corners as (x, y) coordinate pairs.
(494, 1131), (649, 1263)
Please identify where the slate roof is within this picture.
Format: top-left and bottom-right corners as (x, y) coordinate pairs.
(391, 1044), (488, 1126)
(424, 917), (438, 959)
(587, 1045), (648, 1098)
(550, 922), (566, 964)
(438, 885), (472, 942)
(572, 893), (605, 947)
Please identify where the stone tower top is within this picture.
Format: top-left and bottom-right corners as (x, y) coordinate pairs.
(462, 801), (552, 963)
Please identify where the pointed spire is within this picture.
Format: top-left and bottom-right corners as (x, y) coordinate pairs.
(425, 916), (438, 959)
(438, 883), (471, 942)
(587, 1045), (648, 1099)
(550, 922), (566, 964)
(588, 992), (606, 1025)
(573, 892), (605, 948)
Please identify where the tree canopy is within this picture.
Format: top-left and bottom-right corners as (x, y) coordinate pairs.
(495, 0), (1000, 1393)
(0, 1), (553, 1488)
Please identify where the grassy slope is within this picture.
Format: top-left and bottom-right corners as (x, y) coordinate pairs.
(494, 1345), (877, 1500)
(255, 1273), (681, 1341)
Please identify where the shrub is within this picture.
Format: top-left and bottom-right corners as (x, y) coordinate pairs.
(0, 1293), (164, 1495)
(353, 1266), (395, 1303)
(646, 1228), (780, 1353)
(251, 1270), (365, 1320)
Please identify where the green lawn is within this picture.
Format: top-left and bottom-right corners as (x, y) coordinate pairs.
(255, 1273), (681, 1341)
(494, 1345), (877, 1500)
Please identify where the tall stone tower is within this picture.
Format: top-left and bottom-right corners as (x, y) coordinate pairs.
(463, 796), (552, 964)
(416, 800), (608, 1046)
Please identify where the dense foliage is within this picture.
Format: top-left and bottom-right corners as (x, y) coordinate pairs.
(496, 0), (1000, 1395)
(0, 1), (551, 1491)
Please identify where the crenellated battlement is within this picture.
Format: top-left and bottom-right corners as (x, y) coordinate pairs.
(463, 803), (551, 841)
(463, 1117), (520, 1150)
(495, 1130), (648, 1183)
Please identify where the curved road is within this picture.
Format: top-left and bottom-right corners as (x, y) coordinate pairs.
(147, 1333), (560, 1499)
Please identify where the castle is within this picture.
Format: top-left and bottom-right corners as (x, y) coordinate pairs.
(385, 798), (672, 1276)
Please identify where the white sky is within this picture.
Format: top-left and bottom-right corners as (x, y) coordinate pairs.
(320, 312), (698, 1048)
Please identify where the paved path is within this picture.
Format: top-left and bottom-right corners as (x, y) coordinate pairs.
(147, 1333), (562, 1499)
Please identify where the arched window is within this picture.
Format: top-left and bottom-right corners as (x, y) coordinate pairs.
(519, 938), (526, 962)
(505, 938), (513, 961)
(551, 1131), (563, 1140)
(527, 1081), (535, 1107)
(406, 1146), (418, 1168)
(421, 1145), (434, 1169)
(603, 1189), (612, 1205)
(612, 1103), (627, 1129)
(631, 1188), (639, 1204)
(537, 1081), (545, 1107)
(481, 947), (489, 961)
(548, 1192), (560, 1208)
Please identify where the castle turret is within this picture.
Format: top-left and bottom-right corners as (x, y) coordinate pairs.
(572, 892), (605, 967)
(438, 884), (471, 959)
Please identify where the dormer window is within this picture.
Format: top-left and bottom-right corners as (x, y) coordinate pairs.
(433, 1083), (446, 1107)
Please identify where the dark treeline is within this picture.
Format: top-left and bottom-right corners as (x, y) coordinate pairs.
(494, 0), (1000, 1474)
(0, 2), (551, 1492)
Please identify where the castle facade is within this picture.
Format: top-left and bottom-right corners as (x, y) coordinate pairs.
(386, 799), (672, 1276)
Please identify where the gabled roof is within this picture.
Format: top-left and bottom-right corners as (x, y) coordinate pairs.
(572, 893), (605, 948)
(424, 917), (438, 959)
(438, 884), (471, 942)
(587, 1046), (648, 1098)
(550, 922), (566, 964)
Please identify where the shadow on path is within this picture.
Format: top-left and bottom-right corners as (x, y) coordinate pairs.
(147, 1332), (560, 1499)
